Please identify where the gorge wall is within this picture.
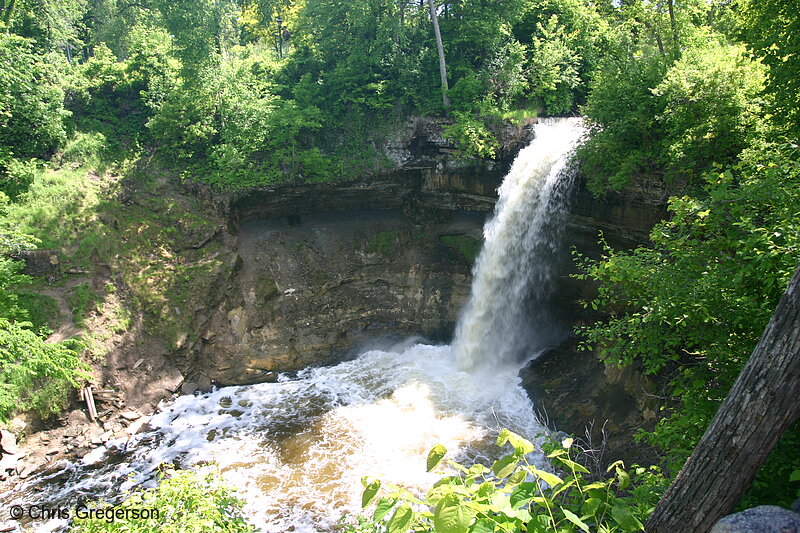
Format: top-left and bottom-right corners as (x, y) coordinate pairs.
(182, 116), (667, 392)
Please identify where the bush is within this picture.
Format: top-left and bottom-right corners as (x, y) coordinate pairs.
(72, 466), (255, 533)
(0, 33), (69, 160)
(1, 158), (40, 198)
(0, 319), (89, 421)
(443, 113), (499, 159)
(347, 430), (664, 533)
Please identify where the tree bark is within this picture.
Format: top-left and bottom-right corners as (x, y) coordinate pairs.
(427, 0), (450, 109)
(3, 0), (16, 25)
(667, 0), (679, 57)
(646, 264), (800, 533)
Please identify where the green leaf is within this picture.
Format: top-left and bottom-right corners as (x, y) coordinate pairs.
(496, 429), (535, 455)
(615, 466), (630, 491)
(491, 455), (519, 479)
(361, 478), (381, 508)
(433, 476), (463, 489)
(526, 517), (550, 533)
(433, 493), (474, 533)
(611, 503), (644, 532)
(508, 469), (527, 485)
(558, 458), (591, 475)
(562, 508), (590, 533)
(428, 443), (448, 472)
(387, 504), (414, 533)
(790, 470), (800, 482)
(581, 497), (602, 517)
(477, 481), (496, 498)
(509, 482), (537, 508)
(374, 497), (396, 522)
(530, 467), (563, 488)
(471, 518), (497, 533)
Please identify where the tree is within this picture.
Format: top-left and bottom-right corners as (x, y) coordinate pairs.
(646, 263), (800, 532)
(739, 0), (800, 138)
(427, 0), (450, 109)
(0, 33), (69, 161)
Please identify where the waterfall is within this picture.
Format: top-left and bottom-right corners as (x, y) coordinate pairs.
(454, 117), (585, 371)
(1, 118), (585, 533)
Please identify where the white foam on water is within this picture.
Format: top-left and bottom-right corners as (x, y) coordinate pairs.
(3, 343), (547, 532)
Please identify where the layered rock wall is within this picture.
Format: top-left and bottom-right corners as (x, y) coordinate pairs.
(183, 116), (667, 387)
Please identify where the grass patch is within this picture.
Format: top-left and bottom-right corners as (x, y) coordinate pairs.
(493, 106), (540, 126)
(67, 283), (101, 327)
(440, 234), (482, 262)
(15, 292), (60, 334)
(367, 230), (399, 256)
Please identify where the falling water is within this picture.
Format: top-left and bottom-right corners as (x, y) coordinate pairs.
(1, 118), (584, 533)
(454, 117), (585, 371)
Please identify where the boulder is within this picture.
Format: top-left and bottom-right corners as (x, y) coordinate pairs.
(711, 506), (800, 533)
(0, 429), (20, 455)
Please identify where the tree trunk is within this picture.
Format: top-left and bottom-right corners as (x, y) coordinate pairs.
(427, 0), (450, 109)
(646, 264), (800, 533)
(667, 0), (679, 57)
(3, 0), (16, 25)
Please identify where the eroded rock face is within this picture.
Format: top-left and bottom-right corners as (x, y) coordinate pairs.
(195, 211), (482, 385)
(519, 337), (662, 467)
(226, 116), (533, 222)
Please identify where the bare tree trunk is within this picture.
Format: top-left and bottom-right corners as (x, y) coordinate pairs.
(644, 20), (666, 57)
(646, 264), (800, 533)
(427, 0), (450, 109)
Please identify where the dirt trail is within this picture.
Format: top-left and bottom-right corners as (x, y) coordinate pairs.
(40, 276), (90, 343)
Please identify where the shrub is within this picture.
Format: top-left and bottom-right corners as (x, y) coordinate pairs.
(347, 430), (664, 533)
(0, 319), (89, 421)
(72, 466), (255, 533)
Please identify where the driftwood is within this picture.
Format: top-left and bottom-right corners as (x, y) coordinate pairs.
(82, 386), (98, 422)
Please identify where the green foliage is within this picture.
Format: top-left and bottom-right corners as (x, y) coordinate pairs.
(580, 34), (767, 193)
(0, 194), (87, 422)
(367, 231), (400, 257)
(525, 16), (581, 115)
(440, 235), (481, 263)
(73, 466), (255, 533)
(1, 158), (41, 198)
(67, 282), (100, 327)
(513, 0), (609, 113)
(652, 41), (767, 181)
(576, 143), (800, 497)
(0, 33), (69, 163)
(14, 292), (60, 335)
(0, 318), (88, 421)
(0, 194), (40, 320)
(347, 431), (664, 533)
(738, 0), (800, 138)
(444, 113), (499, 159)
(577, 26), (668, 193)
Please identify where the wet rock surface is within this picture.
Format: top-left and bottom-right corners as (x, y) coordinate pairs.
(520, 337), (662, 467)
